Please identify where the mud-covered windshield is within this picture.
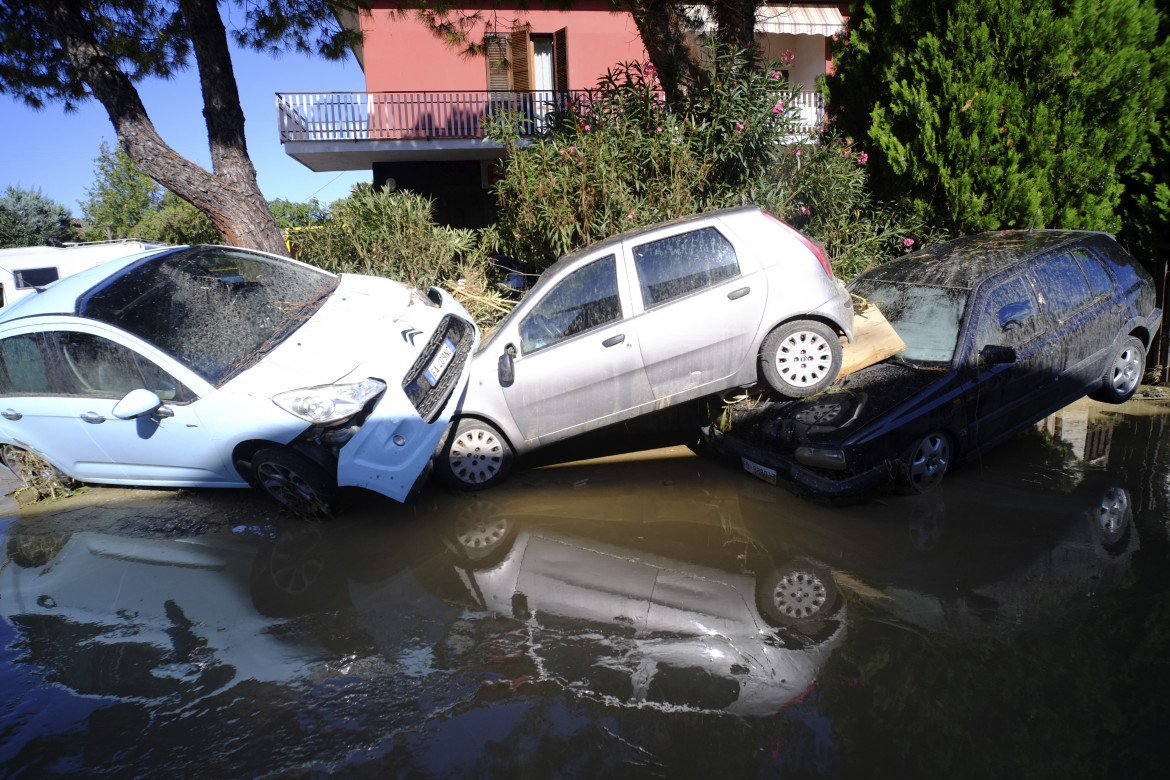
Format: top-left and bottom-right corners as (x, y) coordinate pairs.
(79, 247), (339, 385)
(849, 278), (969, 364)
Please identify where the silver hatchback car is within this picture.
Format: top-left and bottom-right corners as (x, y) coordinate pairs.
(438, 206), (854, 489)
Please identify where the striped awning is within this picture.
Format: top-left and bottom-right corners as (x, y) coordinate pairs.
(687, 4), (848, 37)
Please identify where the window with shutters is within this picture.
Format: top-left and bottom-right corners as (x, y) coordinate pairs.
(485, 34), (512, 90)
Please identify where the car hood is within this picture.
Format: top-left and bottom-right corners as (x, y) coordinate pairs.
(778, 361), (946, 445)
(222, 273), (430, 396)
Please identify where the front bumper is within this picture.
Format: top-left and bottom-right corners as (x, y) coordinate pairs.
(701, 425), (893, 500)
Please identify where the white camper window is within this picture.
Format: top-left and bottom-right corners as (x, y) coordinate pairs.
(14, 267), (60, 289)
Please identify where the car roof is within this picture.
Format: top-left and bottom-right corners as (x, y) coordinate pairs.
(0, 246), (183, 322)
(857, 230), (1112, 289)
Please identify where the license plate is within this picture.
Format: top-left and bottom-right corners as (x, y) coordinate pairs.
(424, 338), (456, 385)
(742, 457), (777, 485)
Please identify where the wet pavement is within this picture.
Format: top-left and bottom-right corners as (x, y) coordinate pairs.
(3, 396), (1170, 777)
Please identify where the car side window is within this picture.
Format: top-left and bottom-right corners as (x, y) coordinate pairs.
(0, 334), (52, 395)
(1073, 249), (1114, 297)
(973, 277), (1043, 352)
(1032, 254), (1093, 321)
(47, 331), (190, 402)
(519, 255), (621, 354)
(633, 226), (739, 307)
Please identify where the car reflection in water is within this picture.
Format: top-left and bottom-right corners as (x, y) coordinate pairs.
(441, 505), (846, 717)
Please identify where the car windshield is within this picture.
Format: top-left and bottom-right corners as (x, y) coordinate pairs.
(79, 247), (339, 385)
(849, 278), (969, 364)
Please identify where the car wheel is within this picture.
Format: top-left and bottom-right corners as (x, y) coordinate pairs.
(1091, 486), (1133, 551)
(896, 432), (952, 495)
(444, 500), (517, 567)
(1, 444), (76, 500)
(756, 560), (839, 625)
(251, 447), (337, 520)
(760, 320), (842, 398)
(438, 418), (514, 490)
(1091, 336), (1145, 404)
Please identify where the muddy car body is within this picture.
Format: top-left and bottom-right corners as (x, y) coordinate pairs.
(0, 245), (478, 515)
(706, 230), (1161, 497)
(438, 206), (854, 489)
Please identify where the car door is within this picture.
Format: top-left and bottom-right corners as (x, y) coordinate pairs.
(502, 254), (654, 444)
(627, 225), (768, 400)
(964, 274), (1062, 449)
(1029, 249), (1124, 394)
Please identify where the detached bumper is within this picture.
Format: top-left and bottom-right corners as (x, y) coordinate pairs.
(701, 426), (892, 500)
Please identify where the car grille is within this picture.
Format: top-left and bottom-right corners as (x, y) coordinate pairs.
(401, 314), (475, 423)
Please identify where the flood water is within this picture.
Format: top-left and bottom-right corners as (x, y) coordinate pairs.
(3, 397), (1170, 778)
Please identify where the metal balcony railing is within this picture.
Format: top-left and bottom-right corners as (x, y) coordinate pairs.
(276, 90), (826, 143)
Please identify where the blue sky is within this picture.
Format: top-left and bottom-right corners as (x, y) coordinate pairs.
(0, 44), (370, 215)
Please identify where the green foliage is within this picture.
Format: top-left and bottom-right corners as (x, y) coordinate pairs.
(268, 197), (329, 230)
(80, 141), (164, 242)
(131, 192), (222, 245)
(0, 185), (74, 248)
(491, 43), (932, 279)
(829, 0), (1170, 236)
(290, 186), (515, 327)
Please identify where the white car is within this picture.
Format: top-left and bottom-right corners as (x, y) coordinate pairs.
(0, 244), (478, 516)
(438, 206), (854, 489)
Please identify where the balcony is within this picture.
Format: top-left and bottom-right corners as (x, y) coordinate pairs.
(277, 90), (826, 172)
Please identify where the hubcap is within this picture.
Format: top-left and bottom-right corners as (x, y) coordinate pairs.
(770, 570), (830, 619)
(1110, 347), (1142, 395)
(450, 428), (504, 485)
(257, 462), (330, 518)
(908, 434), (950, 491)
(776, 330), (833, 388)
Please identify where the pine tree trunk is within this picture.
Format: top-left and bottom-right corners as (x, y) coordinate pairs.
(38, 0), (287, 256)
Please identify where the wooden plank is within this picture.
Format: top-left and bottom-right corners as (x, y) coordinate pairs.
(838, 303), (906, 378)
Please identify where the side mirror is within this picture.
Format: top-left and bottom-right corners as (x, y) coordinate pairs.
(979, 344), (1017, 366)
(498, 347), (516, 386)
(112, 388), (171, 420)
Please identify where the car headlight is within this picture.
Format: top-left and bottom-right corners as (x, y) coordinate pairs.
(794, 445), (847, 471)
(273, 378), (387, 424)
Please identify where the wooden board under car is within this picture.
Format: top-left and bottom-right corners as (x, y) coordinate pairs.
(837, 303), (906, 378)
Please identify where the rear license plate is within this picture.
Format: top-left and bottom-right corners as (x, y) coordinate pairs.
(424, 338), (457, 385)
(742, 457), (777, 485)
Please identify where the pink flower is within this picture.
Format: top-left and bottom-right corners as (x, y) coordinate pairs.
(583, 124), (591, 132)
(857, 151), (869, 164)
(627, 210), (635, 220)
(769, 70), (781, 80)
(568, 145), (576, 154)
(772, 100), (785, 114)
(800, 205), (808, 215)
(645, 63), (657, 73)
(735, 122), (744, 132)
(551, 178), (557, 184)
(903, 238), (915, 248)
(794, 148), (802, 156)
(656, 126), (663, 132)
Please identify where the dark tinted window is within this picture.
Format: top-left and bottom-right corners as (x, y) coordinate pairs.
(520, 255), (621, 354)
(1074, 249), (1114, 297)
(633, 227), (739, 307)
(80, 247), (338, 385)
(48, 332), (190, 401)
(1032, 254), (1092, 321)
(973, 276), (1043, 351)
(13, 267), (59, 289)
(0, 335), (50, 394)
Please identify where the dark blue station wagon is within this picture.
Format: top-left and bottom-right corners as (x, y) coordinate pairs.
(706, 230), (1162, 497)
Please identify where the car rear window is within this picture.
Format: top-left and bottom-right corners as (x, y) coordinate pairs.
(1031, 253), (1093, 321)
(78, 247), (338, 385)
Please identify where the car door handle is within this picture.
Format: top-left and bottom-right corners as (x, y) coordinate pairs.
(80, 412), (106, 424)
(727, 286), (750, 300)
(2, 409), (21, 421)
(602, 334), (625, 348)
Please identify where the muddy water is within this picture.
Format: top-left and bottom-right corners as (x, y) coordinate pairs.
(3, 397), (1170, 777)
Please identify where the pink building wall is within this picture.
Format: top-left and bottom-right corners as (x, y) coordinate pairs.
(362, 1), (649, 93)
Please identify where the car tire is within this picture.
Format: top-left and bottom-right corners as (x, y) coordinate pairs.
(438, 418), (514, 490)
(1090, 336), (1145, 404)
(251, 447), (337, 520)
(444, 500), (517, 568)
(756, 559), (839, 625)
(896, 431), (953, 495)
(759, 320), (842, 398)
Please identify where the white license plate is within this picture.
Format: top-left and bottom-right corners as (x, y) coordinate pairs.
(742, 457), (777, 485)
(424, 338), (457, 385)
